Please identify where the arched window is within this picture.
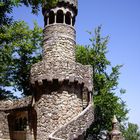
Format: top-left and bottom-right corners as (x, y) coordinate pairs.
(57, 10), (64, 23)
(49, 11), (55, 24)
(82, 87), (89, 109)
(72, 16), (75, 26)
(65, 12), (71, 25)
(15, 119), (19, 131)
(44, 17), (48, 26)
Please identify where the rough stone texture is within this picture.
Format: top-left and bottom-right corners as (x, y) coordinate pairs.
(0, 97), (33, 140)
(43, 24), (76, 62)
(34, 88), (83, 140)
(49, 103), (94, 140)
(0, 96), (32, 111)
(30, 24), (93, 92)
(30, 60), (93, 92)
(0, 111), (10, 140)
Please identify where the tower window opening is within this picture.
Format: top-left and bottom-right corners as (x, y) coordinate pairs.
(49, 11), (55, 24)
(57, 10), (64, 23)
(72, 16), (75, 26)
(45, 17), (48, 26)
(65, 12), (71, 25)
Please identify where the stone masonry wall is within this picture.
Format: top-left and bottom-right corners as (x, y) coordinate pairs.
(0, 97), (32, 140)
(49, 103), (94, 140)
(0, 96), (32, 111)
(30, 60), (93, 92)
(0, 111), (10, 140)
(43, 24), (76, 62)
(34, 83), (83, 140)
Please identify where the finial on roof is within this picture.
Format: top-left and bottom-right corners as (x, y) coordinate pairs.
(112, 115), (118, 123)
(110, 115), (125, 140)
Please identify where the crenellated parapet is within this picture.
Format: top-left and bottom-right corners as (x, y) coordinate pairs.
(42, 0), (78, 15)
(30, 61), (93, 92)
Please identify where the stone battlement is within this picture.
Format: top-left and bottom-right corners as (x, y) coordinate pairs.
(30, 60), (93, 92)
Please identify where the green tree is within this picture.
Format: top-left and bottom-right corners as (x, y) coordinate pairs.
(0, 1), (14, 27)
(11, 0), (58, 14)
(76, 27), (128, 139)
(0, 21), (42, 98)
(0, 0), (57, 99)
(0, 0), (15, 99)
(124, 123), (140, 140)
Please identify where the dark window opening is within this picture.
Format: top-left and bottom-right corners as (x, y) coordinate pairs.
(57, 10), (63, 23)
(14, 117), (27, 131)
(72, 16), (75, 26)
(23, 117), (27, 130)
(45, 17), (48, 26)
(15, 119), (19, 131)
(49, 11), (55, 24)
(65, 12), (71, 25)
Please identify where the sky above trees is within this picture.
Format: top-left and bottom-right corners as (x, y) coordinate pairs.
(11, 0), (140, 127)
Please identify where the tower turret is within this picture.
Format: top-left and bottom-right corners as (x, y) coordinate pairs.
(30, 1), (94, 139)
(42, 0), (78, 62)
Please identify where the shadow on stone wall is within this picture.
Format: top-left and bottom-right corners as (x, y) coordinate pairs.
(29, 108), (37, 140)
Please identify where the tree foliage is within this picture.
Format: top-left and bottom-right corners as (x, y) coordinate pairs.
(11, 0), (58, 14)
(0, 1), (13, 27)
(0, 0), (57, 100)
(0, 21), (42, 98)
(124, 123), (140, 140)
(76, 27), (128, 138)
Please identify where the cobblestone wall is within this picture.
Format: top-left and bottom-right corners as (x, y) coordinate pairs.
(33, 82), (83, 140)
(30, 60), (93, 92)
(0, 96), (32, 111)
(49, 103), (94, 140)
(0, 111), (10, 140)
(43, 24), (76, 62)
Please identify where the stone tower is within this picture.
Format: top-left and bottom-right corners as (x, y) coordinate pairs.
(0, 1), (94, 140)
(30, 0), (94, 139)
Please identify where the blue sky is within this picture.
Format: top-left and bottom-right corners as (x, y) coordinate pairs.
(12, 0), (140, 126)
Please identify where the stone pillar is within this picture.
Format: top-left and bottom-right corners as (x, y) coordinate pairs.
(71, 17), (73, 26)
(110, 115), (124, 140)
(64, 13), (66, 24)
(54, 14), (56, 23)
